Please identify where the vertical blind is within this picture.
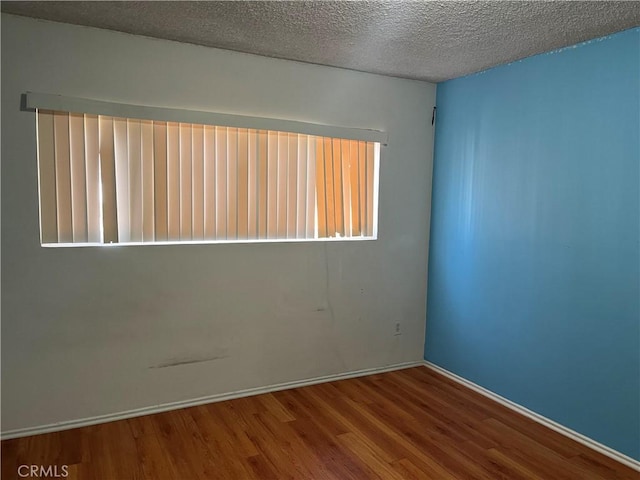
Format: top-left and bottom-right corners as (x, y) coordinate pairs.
(36, 110), (379, 245)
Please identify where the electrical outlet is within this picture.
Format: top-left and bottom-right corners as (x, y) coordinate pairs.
(394, 322), (402, 336)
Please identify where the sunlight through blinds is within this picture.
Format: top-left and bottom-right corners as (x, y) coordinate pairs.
(36, 110), (379, 245)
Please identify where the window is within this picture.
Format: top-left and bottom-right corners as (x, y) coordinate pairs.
(32, 95), (383, 246)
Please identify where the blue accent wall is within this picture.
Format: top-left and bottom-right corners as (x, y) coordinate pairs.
(425, 28), (639, 460)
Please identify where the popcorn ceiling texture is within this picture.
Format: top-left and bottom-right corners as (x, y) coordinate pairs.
(2, 1), (639, 82)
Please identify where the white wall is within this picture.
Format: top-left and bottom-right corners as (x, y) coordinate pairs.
(1, 14), (436, 432)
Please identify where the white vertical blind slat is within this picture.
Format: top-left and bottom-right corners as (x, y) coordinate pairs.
(113, 117), (130, 242)
(127, 119), (143, 242)
(276, 132), (288, 238)
(69, 113), (88, 242)
(287, 133), (298, 239)
(37, 110), (58, 243)
(372, 142), (380, 238)
(53, 112), (73, 243)
(84, 115), (102, 242)
(366, 141), (375, 237)
(141, 120), (155, 242)
(315, 138), (328, 239)
(306, 136), (316, 238)
(324, 138), (336, 238)
(98, 116), (118, 243)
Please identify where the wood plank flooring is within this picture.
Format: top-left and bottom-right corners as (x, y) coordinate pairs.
(1, 366), (637, 479)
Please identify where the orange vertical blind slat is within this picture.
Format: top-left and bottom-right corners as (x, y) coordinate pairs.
(153, 122), (168, 241)
(332, 138), (344, 237)
(192, 124), (204, 240)
(215, 126), (228, 239)
(340, 139), (352, 237)
(203, 125), (216, 239)
(237, 128), (249, 240)
(315, 138), (327, 239)
(266, 131), (278, 238)
(179, 123), (193, 240)
(227, 128), (238, 239)
(349, 140), (361, 236)
(258, 130), (268, 239)
(247, 129), (258, 239)
(166, 122), (180, 241)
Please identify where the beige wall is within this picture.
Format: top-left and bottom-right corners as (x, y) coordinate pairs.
(1, 14), (436, 433)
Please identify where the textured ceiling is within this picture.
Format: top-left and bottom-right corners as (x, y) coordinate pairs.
(2, 1), (639, 82)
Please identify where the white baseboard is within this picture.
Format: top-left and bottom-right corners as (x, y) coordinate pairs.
(423, 361), (640, 472)
(1, 360), (423, 441)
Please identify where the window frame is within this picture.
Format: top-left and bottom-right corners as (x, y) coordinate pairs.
(30, 93), (384, 247)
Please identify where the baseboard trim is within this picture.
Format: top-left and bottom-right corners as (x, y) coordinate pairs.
(1, 360), (423, 440)
(423, 361), (640, 472)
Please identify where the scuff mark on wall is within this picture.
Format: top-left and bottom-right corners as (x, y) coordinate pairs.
(149, 354), (229, 369)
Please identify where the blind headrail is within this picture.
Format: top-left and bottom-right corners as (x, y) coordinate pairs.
(25, 92), (389, 145)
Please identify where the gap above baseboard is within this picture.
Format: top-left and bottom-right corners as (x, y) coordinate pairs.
(1, 360), (423, 440)
(423, 360), (640, 472)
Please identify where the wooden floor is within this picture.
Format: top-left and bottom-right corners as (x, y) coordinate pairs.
(2, 367), (636, 479)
